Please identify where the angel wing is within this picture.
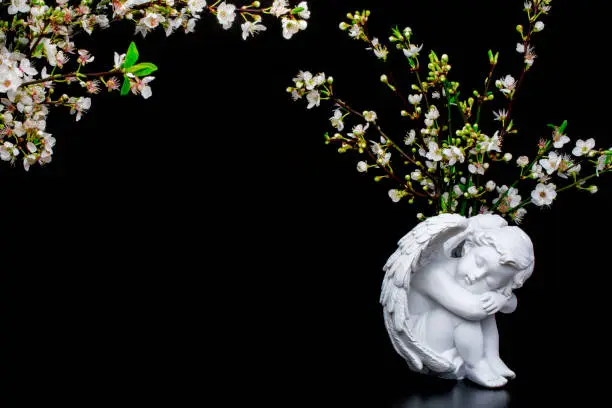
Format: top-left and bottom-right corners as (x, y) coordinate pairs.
(380, 213), (471, 375)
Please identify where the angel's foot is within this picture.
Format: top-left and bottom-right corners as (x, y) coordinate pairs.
(465, 360), (508, 388)
(487, 356), (516, 379)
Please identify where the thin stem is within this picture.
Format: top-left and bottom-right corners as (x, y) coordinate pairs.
(332, 97), (419, 167)
(19, 69), (121, 88)
(475, 63), (496, 125)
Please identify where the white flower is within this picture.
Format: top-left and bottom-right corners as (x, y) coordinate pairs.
(539, 151), (562, 175)
(442, 146), (464, 166)
(425, 141), (442, 162)
(330, 109), (344, 131)
(431, 91), (440, 99)
(305, 90), (320, 109)
(479, 131), (502, 152)
(404, 129), (416, 145)
(468, 162), (485, 175)
(270, 0), (290, 17)
(348, 123), (368, 139)
(241, 18), (267, 40)
(408, 94), (422, 105)
(493, 185), (521, 210)
(485, 180), (496, 191)
(513, 208), (527, 224)
(18, 58), (37, 77)
(467, 186), (478, 196)
(348, 25), (362, 38)
(0, 71), (22, 93)
(296, 2), (310, 20)
(363, 110), (377, 122)
(597, 155), (608, 171)
(410, 169), (422, 181)
(531, 183), (556, 206)
(503, 153), (512, 162)
(403, 43), (423, 58)
(516, 156), (529, 167)
(281, 17), (306, 40)
(493, 109), (508, 122)
(143, 12), (165, 29)
(496, 74), (516, 94)
(552, 130), (570, 149)
(572, 138), (595, 157)
(534, 21), (545, 32)
(453, 185), (463, 197)
(523, 44), (537, 67)
(516, 43), (525, 53)
(8, 0), (30, 15)
(388, 189), (403, 203)
(368, 38), (388, 60)
(425, 105), (440, 120)
(114, 52), (126, 69)
(377, 151), (391, 166)
(71, 96), (91, 121)
(216, 2), (236, 30)
(356, 161), (368, 173)
(187, 0), (207, 14)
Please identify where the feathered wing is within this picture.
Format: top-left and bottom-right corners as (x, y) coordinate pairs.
(380, 213), (469, 374)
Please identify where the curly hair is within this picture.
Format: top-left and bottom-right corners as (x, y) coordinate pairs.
(462, 226), (535, 295)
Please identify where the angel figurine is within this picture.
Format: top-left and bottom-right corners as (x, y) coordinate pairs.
(380, 213), (535, 388)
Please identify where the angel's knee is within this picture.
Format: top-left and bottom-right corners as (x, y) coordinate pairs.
(424, 308), (460, 352)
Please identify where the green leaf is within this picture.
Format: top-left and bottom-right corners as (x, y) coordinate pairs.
(291, 7), (305, 14)
(440, 196), (448, 211)
(126, 62), (158, 77)
(123, 41), (139, 69)
(558, 119), (568, 133)
(120, 76), (131, 96)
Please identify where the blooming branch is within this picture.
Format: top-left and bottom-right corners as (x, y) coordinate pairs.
(287, 0), (610, 225)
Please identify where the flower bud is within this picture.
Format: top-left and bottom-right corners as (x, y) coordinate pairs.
(380, 74), (388, 83)
(339, 22), (349, 30)
(401, 110), (408, 117)
(252, 1), (260, 6)
(503, 153), (512, 161)
(516, 24), (523, 33)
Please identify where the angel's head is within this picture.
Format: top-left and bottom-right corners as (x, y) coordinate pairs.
(457, 225), (535, 295)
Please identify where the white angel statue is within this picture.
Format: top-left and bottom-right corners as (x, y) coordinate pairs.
(380, 213), (535, 388)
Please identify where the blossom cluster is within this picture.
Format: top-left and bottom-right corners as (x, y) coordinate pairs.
(0, 0), (310, 171)
(288, 0), (611, 224)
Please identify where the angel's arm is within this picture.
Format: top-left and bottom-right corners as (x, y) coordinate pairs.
(499, 293), (517, 314)
(411, 267), (488, 321)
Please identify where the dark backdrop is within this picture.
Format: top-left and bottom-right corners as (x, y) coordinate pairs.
(1, 0), (609, 406)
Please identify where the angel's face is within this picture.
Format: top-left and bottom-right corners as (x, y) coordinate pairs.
(456, 245), (517, 292)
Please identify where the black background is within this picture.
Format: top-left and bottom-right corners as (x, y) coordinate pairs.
(1, 0), (610, 406)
